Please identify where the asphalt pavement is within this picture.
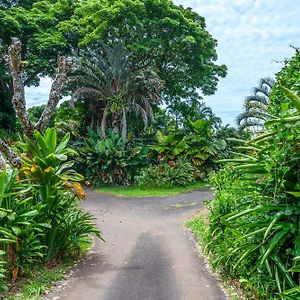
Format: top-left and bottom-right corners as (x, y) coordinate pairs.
(44, 188), (227, 300)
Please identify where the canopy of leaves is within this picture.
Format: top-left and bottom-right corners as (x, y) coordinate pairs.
(270, 49), (300, 115)
(61, 0), (227, 103)
(0, 0), (226, 130)
(0, 0), (78, 85)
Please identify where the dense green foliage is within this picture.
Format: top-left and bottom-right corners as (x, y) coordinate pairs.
(150, 119), (227, 169)
(79, 129), (149, 185)
(190, 85), (300, 298)
(63, 0), (226, 104)
(0, 129), (101, 291)
(0, 0), (226, 129)
(76, 115), (231, 187)
(136, 158), (203, 187)
(270, 50), (300, 115)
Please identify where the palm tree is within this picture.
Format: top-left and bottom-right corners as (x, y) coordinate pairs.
(237, 77), (275, 133)
(70, 43), (163, 141)
(185, 102), (222, 130)
(197, 103), (222, 129)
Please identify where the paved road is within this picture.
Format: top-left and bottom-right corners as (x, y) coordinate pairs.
(44, 189), (227, 300)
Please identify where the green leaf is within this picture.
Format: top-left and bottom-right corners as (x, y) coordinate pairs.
(56, 132), (70, 153)
(45, 128), (57, 153)
(226, 205), (285, 221)
(11, 226), (21, 236)
(260, 227), (292, 265)
(34, 130), (48, 155)
(288, 265), (300, 272)
(263, 214), (282, 240)
(280, 85), (300, 113)
(19, 210), (38, 218)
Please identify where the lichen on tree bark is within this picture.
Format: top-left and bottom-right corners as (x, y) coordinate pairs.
(7, 38), (34, 138)
(35, 56), (71, 132)
(0, 38), (71, 170)
(0, 139), (22, 170)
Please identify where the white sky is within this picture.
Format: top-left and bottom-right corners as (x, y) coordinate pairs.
(26, 0), (300, 125)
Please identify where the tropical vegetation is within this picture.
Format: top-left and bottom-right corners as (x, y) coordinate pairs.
(189, 50), (300, 299)
(237, 77), (275, 133)
(1, 0), (299, 299)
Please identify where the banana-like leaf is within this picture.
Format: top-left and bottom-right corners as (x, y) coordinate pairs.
(56, 132), (70, 153)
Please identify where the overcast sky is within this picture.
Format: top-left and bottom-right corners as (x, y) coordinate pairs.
(25, 0), (300, 125)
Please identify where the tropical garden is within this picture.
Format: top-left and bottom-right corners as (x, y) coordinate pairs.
(0, 0), (299, 299)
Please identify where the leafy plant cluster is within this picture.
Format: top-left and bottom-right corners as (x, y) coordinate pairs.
(195, 87), (300, 299)
(136, 158), (203, 187)
(78, 129), (150, 185)
(77, 117), (231, 187)
(0, 129), (101, 292)
(137, 119), (227, 187)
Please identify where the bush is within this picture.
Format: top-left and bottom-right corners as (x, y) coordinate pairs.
(136, 158), (204, 187)
(0, 129), (102, 291)
(80, 129), (149, 185)
(201, 88), (300, 299)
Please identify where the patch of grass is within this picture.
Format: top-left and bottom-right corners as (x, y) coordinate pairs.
(2, 260), (73, 300)
(2, 238), (93, 300)
(95, 181), (210, 197)
(186, 214), (245, 300)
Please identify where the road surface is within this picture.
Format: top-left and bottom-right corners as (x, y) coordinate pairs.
(44, 188), (227, 300)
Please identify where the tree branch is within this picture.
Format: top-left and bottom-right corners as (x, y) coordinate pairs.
(0, 138), (22, 170)
(35, 56), (71, 132)
(0, 38), (71, 172)
(7, 38), (34, 137)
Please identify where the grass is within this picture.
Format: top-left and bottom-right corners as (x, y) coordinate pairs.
(1, 242), (91, 300)
(1, 261), (72, 300)
(186, 214), (244, 300)
(95, 181), (210, 197)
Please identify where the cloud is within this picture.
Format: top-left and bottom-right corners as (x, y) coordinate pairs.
(26, 0), (300, 126)
(173, 0), (300, 125)
(25, 77), (52, 108)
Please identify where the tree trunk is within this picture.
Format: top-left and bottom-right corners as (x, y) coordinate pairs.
(7, 38), (34, 137)
(112, 113), (119, 135)
(1, 38), (71, 170)
(35, 56), (70, 132)
(0, 138), (22, 170)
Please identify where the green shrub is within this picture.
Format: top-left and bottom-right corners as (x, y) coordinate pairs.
(80, 129), (149, 185)
(202, 88), (300, 299)
(0, 168), (45, 285)
(0, 129), (102, 290)
(136, 158), (204, 187)
(150, 120), (226, 172)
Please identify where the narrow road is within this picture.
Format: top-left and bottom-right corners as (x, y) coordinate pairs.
(45, 189), (227, 300)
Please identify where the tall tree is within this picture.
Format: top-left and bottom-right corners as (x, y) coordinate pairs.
(237, 77), (275, 133)
(0, 38), (71, 169)
(0, 0), (226, 130)
(61, 0), (227, 108)
(71, 43), (163, 140)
